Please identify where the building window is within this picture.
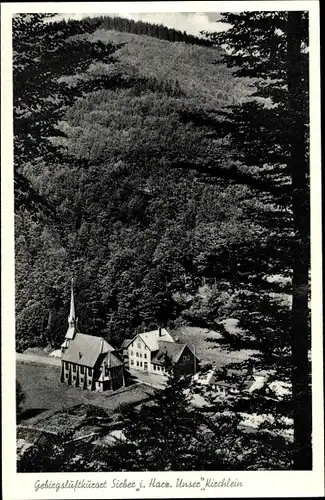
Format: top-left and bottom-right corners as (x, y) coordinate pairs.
(88, 367), (92, 376)
(64, 362), (69, 370)
(137, 343), (141, 349)
(136, 352), (139, 357)
(144, 353), (147, 359)
(136, 361), (139, 367)
(72, 364), (76, 373)
(130, 350), (133, 356)
(139, 353), (142, 358)
(140, 362), (142, 367)
(80, 366), (84, 375)
(153, 365), (156, 371)
(131, 359), (134, 365)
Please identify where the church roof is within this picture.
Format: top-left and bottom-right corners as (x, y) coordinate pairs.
(99, 350), (124, 368)
(62, 333), (114, 368)
(138, 328), (174, 352)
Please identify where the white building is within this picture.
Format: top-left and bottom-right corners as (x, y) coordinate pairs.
(126, 327), (199, 376)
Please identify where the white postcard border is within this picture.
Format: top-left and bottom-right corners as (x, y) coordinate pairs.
(1, 2), (323, 499)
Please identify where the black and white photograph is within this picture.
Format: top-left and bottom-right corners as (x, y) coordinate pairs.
(1, 1), (323, 498)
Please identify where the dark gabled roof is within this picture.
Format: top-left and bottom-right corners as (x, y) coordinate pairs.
(98, 350), (124, 369)
(121, 338), (133, 349)
(151, 341), (192, 365)
(62, 333), (114, 368)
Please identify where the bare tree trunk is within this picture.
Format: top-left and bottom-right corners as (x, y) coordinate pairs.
(287, 11), (312, 470)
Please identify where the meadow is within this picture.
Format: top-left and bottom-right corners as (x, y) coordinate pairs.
(17, 361), (155, 424)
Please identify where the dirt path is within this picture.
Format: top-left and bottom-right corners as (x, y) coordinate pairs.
(16, 352), (61, 366)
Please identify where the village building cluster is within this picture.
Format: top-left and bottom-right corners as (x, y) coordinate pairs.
(59, 281), (291, 401)
(60, 281), (199, 392)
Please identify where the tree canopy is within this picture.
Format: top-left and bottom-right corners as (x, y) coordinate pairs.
(13, 13), (123, 215)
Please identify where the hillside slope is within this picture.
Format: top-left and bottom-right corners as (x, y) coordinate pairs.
(90, 29), (250, 108)
(16, 27), (269, 352)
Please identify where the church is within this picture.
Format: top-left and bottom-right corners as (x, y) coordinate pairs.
(60, 280), (125, 392)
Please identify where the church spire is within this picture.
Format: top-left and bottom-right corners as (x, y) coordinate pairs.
(68, 277), (76, 326)
(61, 278), (78, 352)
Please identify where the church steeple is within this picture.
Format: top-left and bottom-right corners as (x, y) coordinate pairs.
(61, 277), (79, 352)
(68, 277), (76, 327)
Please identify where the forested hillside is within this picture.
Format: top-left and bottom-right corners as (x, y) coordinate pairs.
(15, 21), (289, 371)
(85, 15), (213, 46)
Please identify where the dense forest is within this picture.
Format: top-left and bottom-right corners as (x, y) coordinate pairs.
(84, 15), (213, 46)
(14, 12), (311, 471)
(15, 18), (259, 351)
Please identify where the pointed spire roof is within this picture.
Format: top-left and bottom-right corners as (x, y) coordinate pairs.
(68, 277), (76, 324)
(64, 278), (79, 342)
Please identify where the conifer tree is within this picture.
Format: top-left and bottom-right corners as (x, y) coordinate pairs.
(91, 368), (293, 471)
(203, 11), (311, 470)
(89, 368), (231, 471)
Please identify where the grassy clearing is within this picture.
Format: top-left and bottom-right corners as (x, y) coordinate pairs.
(16, 361), (155, 424)
(172, 326), (259, 367)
